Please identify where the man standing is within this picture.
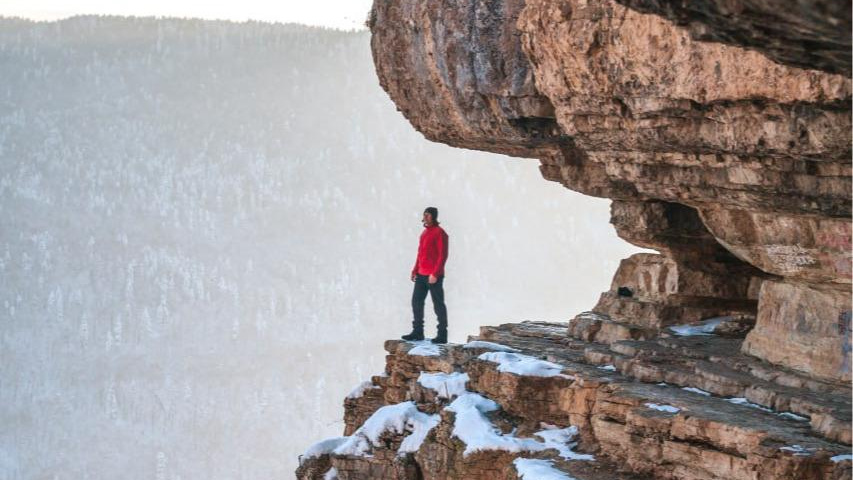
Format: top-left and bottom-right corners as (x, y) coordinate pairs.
(402, 207), (449, 344)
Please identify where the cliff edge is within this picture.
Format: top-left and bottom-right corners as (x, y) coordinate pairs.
(296, 0), (852, 478)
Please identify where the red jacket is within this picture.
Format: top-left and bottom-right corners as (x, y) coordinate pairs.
(412, 223), (449, 277)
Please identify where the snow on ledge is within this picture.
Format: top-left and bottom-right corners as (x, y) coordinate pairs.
(778, 411), (809, 422)
(477, 351), (571, 378)
(682, 386), (712, 396)
(314, 401), (439, 457)
(513, 458), (576, 480)
(726, 397), (810, 421)
(417, 372), (469, 400)
(725, 397), (773, 412)
(644, 402), (681, 413)
(445, 393), (592, 460)
(780, 444), (815, 456)
(407, 341), (441, 357)
(462, 340), (519, 352)
(303, 437), (348, 460)
(668, 316), (730, 336)
(346, 380), (380, 399)
(534, 424), (594, 461)
(445, 393), (544, 456)
(831, 454), (853, 463)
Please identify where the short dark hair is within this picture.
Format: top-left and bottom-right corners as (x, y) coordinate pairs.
(424, 207), (438, 219)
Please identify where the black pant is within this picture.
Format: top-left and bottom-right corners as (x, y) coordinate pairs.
(411, 274), (447, 335)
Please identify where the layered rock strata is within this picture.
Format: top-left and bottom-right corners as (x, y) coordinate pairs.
(297, 327), (852, 479)
(296, 0), (851, 478)
(367, 0), (852, 382)
(612, 0), (852, 76)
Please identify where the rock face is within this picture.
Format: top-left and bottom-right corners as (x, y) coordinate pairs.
(366, 0), (851, 381)
(297, 327), (852, 479)
(742, 280), (852, 383)
(296, 0), (851, 478)
(613, 0), (852, 76)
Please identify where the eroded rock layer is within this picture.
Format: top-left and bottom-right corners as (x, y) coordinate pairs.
(297, 327), (852, 479)
(369, 0), (851, 215)
(295, 0), (852, 478)
(613, 0), (852, 76)
(368, 0), (852, 383)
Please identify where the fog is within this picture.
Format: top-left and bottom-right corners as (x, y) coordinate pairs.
(0, 16), (640, 479)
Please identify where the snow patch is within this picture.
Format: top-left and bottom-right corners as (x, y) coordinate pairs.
(304, 437), (348, 460)
(534, 424), (595, 461)
(463, 340), (519, 352)
(417, 372), (469, 400)
(407, 341), (441, 357)
(726, 398), (809, 421)
(445, 393), (544, 456)
(597, 364), (616, 371)
(780, 445), (815, 456)
(445, 393), (592, 460)
(725, 397), (773, 412)
(669, 316), (730, 336)
(682, 387), (711, 396)
(346, 381), (379, 399)
(478, 351), (571, 378)
(778, 412), (809, 422)
(831, 454), (853, 463)
(332, 401), (439, 456)
(644, 403), (680, 413)
(323, 466), (338, 480)
(513, 458), (576, 480)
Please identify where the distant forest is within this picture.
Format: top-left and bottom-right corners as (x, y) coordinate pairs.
(0, 16), (634, 479)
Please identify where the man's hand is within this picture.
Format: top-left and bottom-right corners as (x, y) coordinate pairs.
(411, 272), (416, 282)
(428, 274), (437, 284)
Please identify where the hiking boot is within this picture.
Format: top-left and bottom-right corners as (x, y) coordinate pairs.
(430, 333), (447, 344)
(402, 330), (424, 341)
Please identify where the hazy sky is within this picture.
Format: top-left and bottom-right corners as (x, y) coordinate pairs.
(1, 0), (374, 30)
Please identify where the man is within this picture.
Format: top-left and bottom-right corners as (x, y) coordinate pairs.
(402, 207), (449, 344)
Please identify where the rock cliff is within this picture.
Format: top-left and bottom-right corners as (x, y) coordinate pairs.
(297, 0), (851, 478)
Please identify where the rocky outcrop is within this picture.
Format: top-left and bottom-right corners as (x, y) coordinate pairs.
(367, 0), (851, 382)
(297, 0), (851, 478)
(297, 328), (852, 479)
(742, 280), (852, 383)
(613, 0), (852, 76)
(368, 0), (851, 214)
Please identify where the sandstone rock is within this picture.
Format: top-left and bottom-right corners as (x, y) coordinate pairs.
(482, 322), (852, 447)
(568, 311), (658, 344)
(700, 206), (853, 285)
(613, 0), (852, 76)
(299, 324), (851, 479)
(368, 0), (851, 416)
(367, 0), (557, 159)
(343, 376), (387, 436)
(711, 315), (756, 338)
(370, 0), (851, 213)
(742, 280), (852, 383)
(309, 1), (853, 477)
(592, 253), (758, 330)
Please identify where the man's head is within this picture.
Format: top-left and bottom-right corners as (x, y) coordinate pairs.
(423, 207), (439, 226)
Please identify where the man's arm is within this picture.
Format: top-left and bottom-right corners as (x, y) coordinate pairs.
(411, 243), (419, 281)
(431, 231), (448, 277)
